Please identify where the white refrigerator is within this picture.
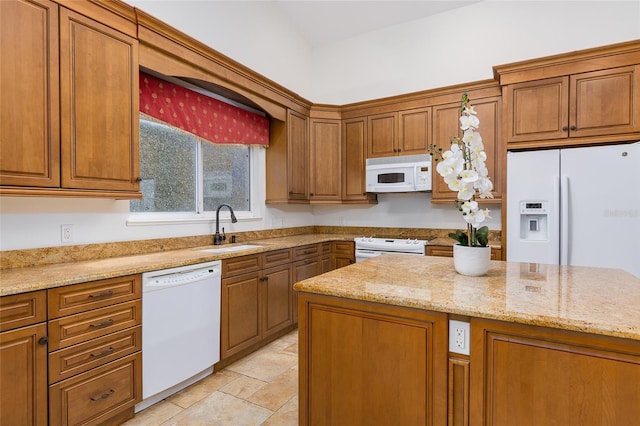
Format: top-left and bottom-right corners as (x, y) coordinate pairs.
(506, 142), (640, 278)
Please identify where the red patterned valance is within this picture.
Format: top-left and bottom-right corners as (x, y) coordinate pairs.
(139, 72), (269, 145)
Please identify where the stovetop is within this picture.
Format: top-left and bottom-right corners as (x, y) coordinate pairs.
(354, 236), (428, 253)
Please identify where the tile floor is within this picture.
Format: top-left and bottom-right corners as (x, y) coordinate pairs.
(123, 329), (299, 426)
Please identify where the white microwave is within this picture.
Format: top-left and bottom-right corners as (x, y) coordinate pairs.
(365, 154), (431, 193)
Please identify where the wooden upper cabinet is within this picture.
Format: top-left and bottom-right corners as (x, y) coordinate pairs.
(287, 110), (309, 201)
(571, 66), (640, 138)
(0, 1), (140, 197)
(367, 108), (431, 158)
(505, 77), (569, 143)
(309, 118), (341, 202)
(367, 112), (397, 157)
(59, 7), (139, 192)
(432, 96), (502, 202)
(0, 0), (60, 188)
(504, 65), (640, 148)
(399, 107), (431, 155)
(342, 118), (376, 203)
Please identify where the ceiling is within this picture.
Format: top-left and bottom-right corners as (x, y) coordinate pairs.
(272, 0), (481, 47)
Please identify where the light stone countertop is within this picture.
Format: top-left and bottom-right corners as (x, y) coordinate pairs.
(0, 234), (355, 296)
(293, 254), (640, 341)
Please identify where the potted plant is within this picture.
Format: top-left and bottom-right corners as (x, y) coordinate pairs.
(429, 93), (494, 276)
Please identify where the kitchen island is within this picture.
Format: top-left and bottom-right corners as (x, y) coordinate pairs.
(294, 254), (640, 426)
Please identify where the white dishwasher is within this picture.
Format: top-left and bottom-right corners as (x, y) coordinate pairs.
(135, 260), (221, 413)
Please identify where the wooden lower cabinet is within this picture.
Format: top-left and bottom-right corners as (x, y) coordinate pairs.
(292, 258), (321, 324)
(0, 290), (48, 426)
(0, 323), (49, 426)
(470, 318), (640, 426)
(298, 293), (448, 426)
(221, 250), (294, 360)
(427, 244), (502, 261)
(331, 241), (355, 269)
(221, 242), (357, 362)
(49, 353), (141, 426)
(47, 275), (142, 425)
(262, 264), (293, 339)
(221, 270), (262, 359)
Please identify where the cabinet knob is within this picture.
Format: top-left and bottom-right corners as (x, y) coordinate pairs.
(135, 177), (142, 182)
(38, 336), (48, 346)
(310, 193), (314, 196)
(562, 126), (568, 131)
(570, 125), (577, 131)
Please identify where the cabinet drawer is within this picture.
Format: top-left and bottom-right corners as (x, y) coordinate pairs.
(426, 246), (454, 257)
(49, 352), (141, 426)
(222, 254), (261, 277)
(263, 248), (293, 268)
(321, 242), (332, 255)
(48, 275), (141, 319)
(48, 300), (141, 351)
(0, 290), (47, 332)
(426, 245), (502, 260)
(49, 326), (142, 384)
(294, 244), (320, 261)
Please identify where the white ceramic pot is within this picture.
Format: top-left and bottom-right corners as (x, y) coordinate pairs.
(453, 244), (491, 276)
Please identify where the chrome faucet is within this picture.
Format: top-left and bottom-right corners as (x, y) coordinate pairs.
(214, 204), (237, 245)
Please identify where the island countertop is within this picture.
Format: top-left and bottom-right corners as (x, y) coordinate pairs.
(293, 254), (640, 341)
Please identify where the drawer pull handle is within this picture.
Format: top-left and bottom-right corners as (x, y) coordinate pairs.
(88, 290), (114, 299)
(90, 389), (114, 401)
(90, 346), (114, 358)
(89, 319), (114, 329)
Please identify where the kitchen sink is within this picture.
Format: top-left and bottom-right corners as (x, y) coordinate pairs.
(198, 244), (262, 254)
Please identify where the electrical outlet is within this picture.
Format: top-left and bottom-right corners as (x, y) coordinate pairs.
(61, 224), (74, 243)
(449, 320), (470, 355)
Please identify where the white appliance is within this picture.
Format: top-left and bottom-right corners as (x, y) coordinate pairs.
(135, 260), (222, 412)
(366, 154), (431, 193)
(506, 142), (639, 278)
(355, 236), (428, 262)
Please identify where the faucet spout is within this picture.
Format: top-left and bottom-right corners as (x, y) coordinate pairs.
(214, 204), (237, 245)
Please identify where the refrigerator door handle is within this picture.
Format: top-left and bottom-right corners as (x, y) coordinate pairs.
(560, 175), (570, 265)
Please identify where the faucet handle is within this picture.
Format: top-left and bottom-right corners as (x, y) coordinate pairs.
(221, 227), (226, 241)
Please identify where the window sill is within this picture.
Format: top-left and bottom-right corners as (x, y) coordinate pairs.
(126, 213), (262, 226)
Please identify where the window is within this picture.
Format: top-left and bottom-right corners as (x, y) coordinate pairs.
(130, 116), (251, 215)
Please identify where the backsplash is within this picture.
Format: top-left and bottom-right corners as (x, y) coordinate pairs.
(0, 226), (500, 269)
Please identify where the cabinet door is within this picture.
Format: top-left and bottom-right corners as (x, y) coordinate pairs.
(367, 112), (397, 158)
(59, 7), (139, 191)
(0, 323), (48, 426)
(299, 294), (448, 425)
(470, 319), (640, 426)
(342, 118), (376, 203)
(287, 110), (309, 201)
(292, 258), (321, 323)
(0, 0), (60, 188)
(505, 76), (569, 143)
(221, 271), (261, 359)
(399, 107), (431, 155)
(309, 119), (341, 202)
(570, 65), (640, 138)
(261, 264), (293, 339)
(432, 96), (502, 202)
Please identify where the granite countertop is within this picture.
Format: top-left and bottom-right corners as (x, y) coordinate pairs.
(294, 254), (640, 341)
(0, 234), (355, 296)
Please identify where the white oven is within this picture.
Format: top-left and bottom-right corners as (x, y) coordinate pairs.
(355, 236), (428, 262)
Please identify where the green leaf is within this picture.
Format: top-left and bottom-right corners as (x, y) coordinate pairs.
(449, 230), (468, 246)
(476, 226), (489, 247)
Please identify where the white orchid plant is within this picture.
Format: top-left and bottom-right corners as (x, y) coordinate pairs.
(430, 93), (494, 247)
